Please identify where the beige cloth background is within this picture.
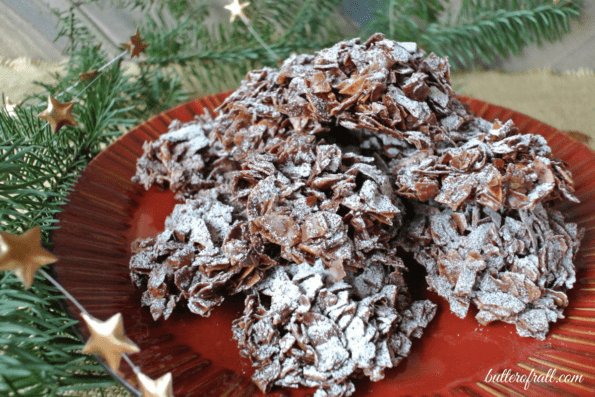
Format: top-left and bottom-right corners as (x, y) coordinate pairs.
(1, 61), (594, 397)
(0, 57), (65, 101)
(452, 69), (595, 148)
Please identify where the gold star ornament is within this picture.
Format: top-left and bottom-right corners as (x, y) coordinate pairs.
(123, 29), (149, 58)
(82, 312), (140, 371)
(224, 0), (250, 22)
(137, 372), (174, 397)
(37, 96), (77, 133)
(0, 227), (58, 288)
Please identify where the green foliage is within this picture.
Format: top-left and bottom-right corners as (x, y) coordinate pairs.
(366, 0), (445, 39)
(365, 0), (582, 68)
(0, 0), (584, 395)
(0, 8), (184, 395)
(0, 272), (116, 395)
(138, 0), (345, 95)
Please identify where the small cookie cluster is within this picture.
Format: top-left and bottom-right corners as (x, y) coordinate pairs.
(233, 261), (435, 397)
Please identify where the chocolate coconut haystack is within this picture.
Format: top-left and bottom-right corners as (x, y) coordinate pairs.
(400, 202), (581, 340)
(130, 33), (582, 396)
(212, 33), (467, 161)
(233, 261), (435, 397)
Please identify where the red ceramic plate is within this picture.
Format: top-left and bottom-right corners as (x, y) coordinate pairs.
(52, 93), (595, 397)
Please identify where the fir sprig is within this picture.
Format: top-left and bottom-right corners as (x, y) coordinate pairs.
(366, 0), (582, 68)
(0, 8), (184, 395)
(0, 272), (116, 395)
(0, 82), (124, 396)
(138, 0), (345, 95)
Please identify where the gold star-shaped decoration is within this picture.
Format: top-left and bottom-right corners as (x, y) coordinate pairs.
(123, 29), (149, 58)
(37, 96), (77, 133)
(0, 227), (58, 288)
(224, 0), (250, 22)
(3, 97), (18, 118)
(137, 372), (174, 397)
(81, 312), (140, 372)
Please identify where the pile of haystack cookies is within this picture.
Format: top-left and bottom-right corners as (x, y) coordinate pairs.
(129, 34), (582, 397)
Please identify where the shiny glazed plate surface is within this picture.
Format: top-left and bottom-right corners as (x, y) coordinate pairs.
(52, 92), (595, 396)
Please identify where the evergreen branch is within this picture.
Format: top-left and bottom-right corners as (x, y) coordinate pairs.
(421, 0), (581, 67)
(1, 8), (184, 395)
(366, 0), (581, 69)
(364, 0), (446, 42)
(0, 273), (116, 395)
(136, 0), (345, 95)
